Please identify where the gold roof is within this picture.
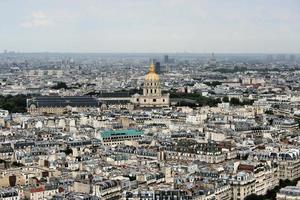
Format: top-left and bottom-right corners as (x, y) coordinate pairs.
(145, 62), (159, 81)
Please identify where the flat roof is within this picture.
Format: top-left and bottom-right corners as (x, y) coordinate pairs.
(28, 96), (99, 108)
(101, 129), (143, 139)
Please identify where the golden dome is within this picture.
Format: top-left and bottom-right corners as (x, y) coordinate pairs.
(145, 62), (159, 81)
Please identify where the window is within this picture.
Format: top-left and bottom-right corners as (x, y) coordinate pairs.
(153, 99), (156, 102)
(137, 98), (139, 102)
(163, 99), (165, 102)
(144, 99), (146, 102)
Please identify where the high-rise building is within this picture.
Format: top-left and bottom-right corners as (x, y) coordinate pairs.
(208, 53), (217, 67)
(164, 55), (169, 64)
(276, 54), (286, 62)
(289, 54), (296, 62)
(266, 54), (273, 63)
(155, 61), (161, 74)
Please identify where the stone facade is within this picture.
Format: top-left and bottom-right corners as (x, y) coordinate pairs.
(133, 62), (169, 108)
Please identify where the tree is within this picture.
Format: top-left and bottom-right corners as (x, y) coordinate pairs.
(170, 92), (221, 107)
(0, 94), (27, 113)
(51, 82), (68, 89)
(64, 147), (73, 155)
(222, 96), (229, 102)
(230, 97), (241, 105)
(204, 81), (222, 87)
(244, 194), (260, 200)
(11, 161), (25, 167)
(242, 99), (254, 105)
(265, 110), (274, 115)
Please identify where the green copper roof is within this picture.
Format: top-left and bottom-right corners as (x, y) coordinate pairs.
(101, 129), (144, 139)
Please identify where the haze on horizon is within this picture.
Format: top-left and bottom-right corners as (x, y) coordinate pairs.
(1, 0), (299, 54)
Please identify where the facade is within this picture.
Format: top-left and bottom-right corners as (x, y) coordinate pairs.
(249, 149), (300, 181)
(0, 144), (14, 161)
(164, 142), (227, 164)
(215, 185), (232, 200)
(0, 188), (19, 200)
(27, 96), (100, 114)
(24, 185), (59, 200)
(278, 159), (300, 181)
(278, 150), (300, 181)
(254, 164), (279, 195)
(99, 129), (144, 146)
(231, 172), (256, 200)
(277, 186), (300, 200)
(92, 180), (122, 200)
(237, 162), (279, 196)
(133, 62), (169, 108)
(97, 92), (133, 110)
(124, 190), (192, 200)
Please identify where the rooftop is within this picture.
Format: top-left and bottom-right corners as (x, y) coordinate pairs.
(101, 129), (144, 139)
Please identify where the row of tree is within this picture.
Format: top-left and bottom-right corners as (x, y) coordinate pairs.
(213, 66), (300, 74)
(170, 92), (222, 107)
(51, 82), (68, 89)
(170, 92), (253, 107)
(222, 96), (254, 106)
(213, 66), (248, 73)
(203, 81), (222, 87)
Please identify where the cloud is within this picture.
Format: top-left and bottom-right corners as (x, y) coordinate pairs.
(8, 0), (299, 53)
(20, 11), (54, 28)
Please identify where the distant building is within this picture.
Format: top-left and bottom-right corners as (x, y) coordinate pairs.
(125, 190), (192, 200)
(27, 69), (63, 77)
(289, 54), (296, 62)
(132, 62), (170, 108)
(154, 61), (161, 74)
(97, 92), (133, 110)
(27, 96), (100, 114)
(208, 53), (217, 67)
(99, 129), (144, 146)
(164, 55), (169, 64)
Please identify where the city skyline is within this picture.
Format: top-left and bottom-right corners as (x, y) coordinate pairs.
(1, 2), (300, 198)
(1, 0), (300, 53)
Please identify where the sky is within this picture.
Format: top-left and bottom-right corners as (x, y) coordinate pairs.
(0, 0), (299, 53)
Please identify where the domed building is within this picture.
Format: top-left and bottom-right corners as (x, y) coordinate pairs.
(133, 62), (169, 108)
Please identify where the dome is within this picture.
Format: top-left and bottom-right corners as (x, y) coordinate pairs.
(145, 63), (159, 81)
(145, 73), (159, 81)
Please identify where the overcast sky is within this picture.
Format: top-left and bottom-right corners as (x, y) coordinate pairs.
(1, 0), (299, 53)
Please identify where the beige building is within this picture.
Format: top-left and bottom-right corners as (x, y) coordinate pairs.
(254, 162), (279, 196)
(92, 180), (122, 199)
(278, 150), (300, 181)
(133, 62), (169, 108)
(277, 186), (300, 200)
(23, 185), (58, 200)
(214, 185), (232, 200)
(279, 159), (300, 181)
(231, 172), (255, 200)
